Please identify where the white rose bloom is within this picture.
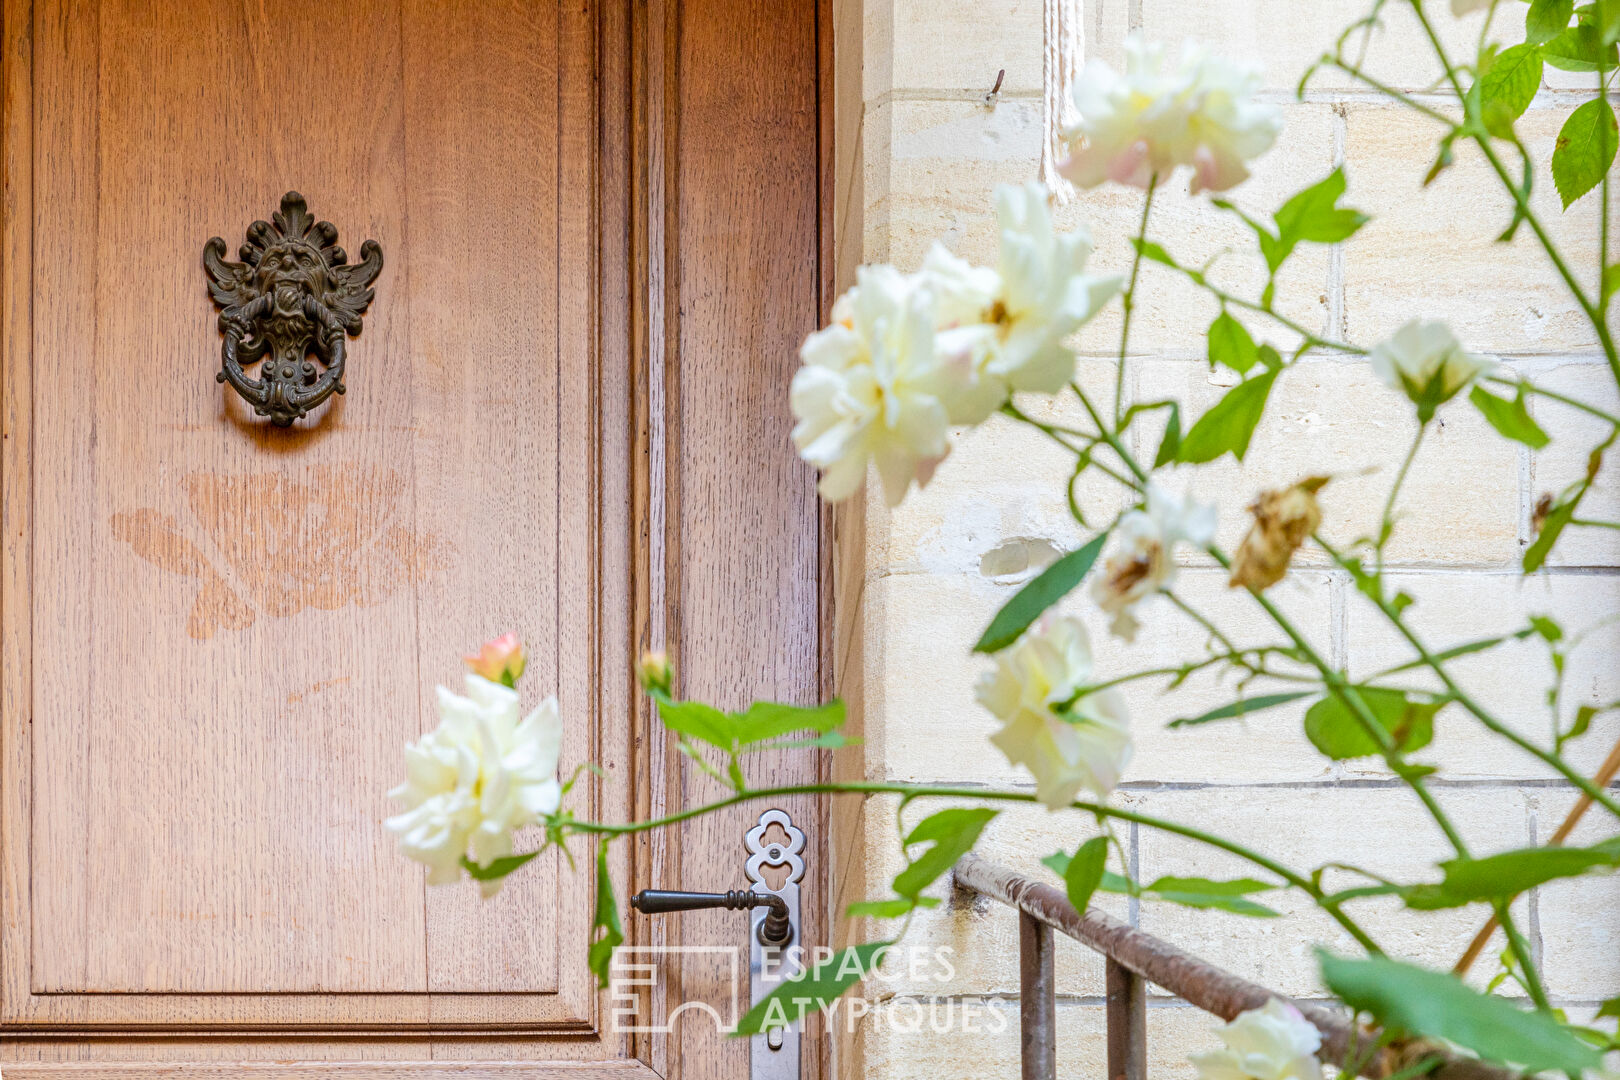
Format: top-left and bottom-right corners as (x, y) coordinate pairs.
(791, 265), (955, 506)
(387, 675), (563, 896)
(976, 615), (1132, 810)
(928, 183), (1123, 415)
(1060, 35), (1281, 194)
(1190, 999), (1324, 1080)
(1367, 319), (1494, 421)
(1092, 485), (1217, 641)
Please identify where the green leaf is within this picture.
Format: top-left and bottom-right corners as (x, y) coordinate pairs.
(1176, 370), (1278, 464)
(1145, 875), (1281, 917)
(847, 898), (927, 919)
(1272, 168), (1369, 259)
(656, 699), (740, 749)
(1169, 691), (1316, 729)
(974, 532), (1109, 653)
(1599, 995), (1620, 1020)
(891, 808), (998, 900)
(735, 699), (846, 744)
(1552, 97), (1618, 208)
(1596, 0), (1620, 43)
(587, 840), (623, 989)
(1528, 0), (1576, 43)
(1404, 837), (1620, 909)
(1153, 403), (1182, 468)
(1530, 614), (1564, 642)
(1545, 19), (1617, 70)
(1604, 263), (1620, 302)
(462, 849), (542, 882)
(1303, 688), (1441, 760)
(1319, 951), (1602, 1072)
(737, 941), (890, 1035)
(1061, 837), (1109, 913)
(1525, 494), (1578, 572)
(1208, 311), (1260, 374)
(1477, 44), (1546, 134)
(1469, 385), (1550, 448)
(1130, 237), (1177, 267)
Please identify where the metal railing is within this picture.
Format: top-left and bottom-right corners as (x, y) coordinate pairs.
(952, 853), (1521, 1080)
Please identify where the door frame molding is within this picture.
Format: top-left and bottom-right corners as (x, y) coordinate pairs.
(0, 0), (834, 1070)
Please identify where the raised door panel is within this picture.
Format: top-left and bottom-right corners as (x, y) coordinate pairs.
(2, 0), (619, 1035)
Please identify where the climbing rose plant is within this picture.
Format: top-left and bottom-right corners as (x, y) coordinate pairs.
(391, 2), (1620, 1075)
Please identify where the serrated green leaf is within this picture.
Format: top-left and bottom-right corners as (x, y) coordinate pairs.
(1061, 837), (1108, 913)
(657, 699), (740, 748)
(974, 532), (1109, 653)
(892, 808), (997, 900)
(1545, 19), (1617, 69)
(1528, 0), (1576, 43)
(1477, 44), (1546, 134)
(1275, 168), (1370, 245)
(1208, 311), (1260, 374)
(1304, 688), (1441, 760)
(1176, 370), (1278, 464)
(737, 941), (890, 1035)
(587, 840), (623, 989)
(1469, 384), (1551, 448)
(1145, 875), (1281, 916)
(1320, 951), (1602, 1072)
(1552, 98), (1618, 207)
(735, 699), (846, 743)
(1169, 691), (1316, 728)
(1404, 837), (1620, 910)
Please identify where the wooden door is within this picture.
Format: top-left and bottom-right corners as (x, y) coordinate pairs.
(0, 0), (827, 1074)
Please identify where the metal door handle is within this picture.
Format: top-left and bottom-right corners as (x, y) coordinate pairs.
(627, 808), (806, 1080)
(629, 889), (793, 945)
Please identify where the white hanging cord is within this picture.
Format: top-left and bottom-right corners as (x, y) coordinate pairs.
(1041, 0), (1084, 202)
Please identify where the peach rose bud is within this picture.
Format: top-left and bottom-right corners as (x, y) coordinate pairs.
(464, 632), (527, 688)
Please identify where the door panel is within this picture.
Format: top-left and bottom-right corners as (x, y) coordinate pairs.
(0, 0), (826, 1070)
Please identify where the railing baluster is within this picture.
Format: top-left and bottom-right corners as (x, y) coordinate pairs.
(1018, 909), (1057, 1080)
(1106, 956), (1147, 1080)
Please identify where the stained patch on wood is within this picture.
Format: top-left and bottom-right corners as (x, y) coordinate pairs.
(111, 465), (450, 639)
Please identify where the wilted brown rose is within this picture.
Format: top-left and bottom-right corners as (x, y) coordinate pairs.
(1229, 477), (1329, 591)
(1532, 492), (1555, 535)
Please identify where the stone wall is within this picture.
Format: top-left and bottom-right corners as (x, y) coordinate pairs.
(830, 2), (1620, 1078)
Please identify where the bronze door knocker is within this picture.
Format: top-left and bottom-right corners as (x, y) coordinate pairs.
(204, 192), (383, 426)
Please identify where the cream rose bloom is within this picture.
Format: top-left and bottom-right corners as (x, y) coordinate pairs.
(387, 675), (563, 896)
(791, 265), (956, 506)
(976, 615), (1132, 809)
(1060, 35), (1281, 194)
(1368, 319), (1494, 422)
(1092, 485), (1218, 641)
(1190, 999), (1324, 1080)
(926, 183), (1122, 419)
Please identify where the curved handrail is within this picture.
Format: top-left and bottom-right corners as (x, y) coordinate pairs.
(953, 852), (1520, 1080)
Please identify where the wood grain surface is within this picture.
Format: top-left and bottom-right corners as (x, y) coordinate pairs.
(0, 0), (828, 1070)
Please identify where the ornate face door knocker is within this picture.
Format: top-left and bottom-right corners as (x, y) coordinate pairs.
(204, 192), (383, 427)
